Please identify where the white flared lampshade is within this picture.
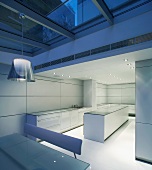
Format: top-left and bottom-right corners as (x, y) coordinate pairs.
(7, 58), (35, 82)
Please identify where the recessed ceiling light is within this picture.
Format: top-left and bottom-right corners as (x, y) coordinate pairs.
(62, 75), (64, 76)
(109, 74), (111, 76)
(127, 63), (132, 66)
(130, 67), (135, 69)
(53, 72), (56, 75)
(124, 59), (128, 62)
(68, 76), (70, 78)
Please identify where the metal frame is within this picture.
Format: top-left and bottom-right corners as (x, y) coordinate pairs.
(0, 30), (49, 50)
(0, 0), (75, 39)
(0, 0), (150, 58)
(0, 46), (33, 57)
(92, 0), (113, 25)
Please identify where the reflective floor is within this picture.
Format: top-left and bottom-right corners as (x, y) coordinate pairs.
(42, 118), (152, 170)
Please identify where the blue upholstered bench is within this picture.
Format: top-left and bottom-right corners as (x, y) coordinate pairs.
(24, 123), (82, 158)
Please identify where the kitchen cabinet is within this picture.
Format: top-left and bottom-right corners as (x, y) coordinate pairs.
(60, 111), (70, 131)
(71, 110), (79, 127)
(26, 107), (92, 138)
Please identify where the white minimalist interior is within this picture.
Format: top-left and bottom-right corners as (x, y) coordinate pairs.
(0, 0), (152, 169)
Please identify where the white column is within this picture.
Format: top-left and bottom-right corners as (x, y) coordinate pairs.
(83, 80), (96, 110)
(135, 59), (152, 164)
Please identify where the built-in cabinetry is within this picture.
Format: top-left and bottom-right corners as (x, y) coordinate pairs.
(84, 105), (129, 143)
(26, 107), (92, 136)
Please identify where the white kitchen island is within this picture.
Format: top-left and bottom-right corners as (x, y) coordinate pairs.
(84, 105), (128, 143)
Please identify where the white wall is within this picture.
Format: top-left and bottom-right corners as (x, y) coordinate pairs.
(96, 83), (107, 105)
(135, 59), (152, 164)
(84, 80), (96, 109)
(27, 76), (83, 113)
(107, 83), (135, 104)
(0, 63), (83, 137)
(0, 64), (26, 137)
(96, 82), (135, 105)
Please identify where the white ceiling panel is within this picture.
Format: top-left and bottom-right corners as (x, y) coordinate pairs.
(36, 48), (152, 84)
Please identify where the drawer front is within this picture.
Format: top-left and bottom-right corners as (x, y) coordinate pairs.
(37, 113), (61, 121)
(71, 110), (79, 127)
(78, 112), (84, 125)
(61, 111), (70, 131)
(47, 124), (61, 132)
(37, 116), (61, 128)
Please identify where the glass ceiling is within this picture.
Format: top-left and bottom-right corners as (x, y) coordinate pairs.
(0, 5), (60, 45)
(16, 0), (101, 31)
(0, 0), (150, 56)
(16, 0), (68, 16)
(104, 0), (134, 10)
(47, 0), (101, 30)
(0, 37), (40, 53)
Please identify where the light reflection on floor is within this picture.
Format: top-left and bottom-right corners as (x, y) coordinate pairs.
(41, 118), (152, 170)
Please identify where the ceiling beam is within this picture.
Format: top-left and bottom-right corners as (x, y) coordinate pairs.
(92, 0), (113, 25)
(0, 22), (21, 35)
(0, 46), (33, 57)
(0, 29), (49, 50)
(0, 0), (75, 39)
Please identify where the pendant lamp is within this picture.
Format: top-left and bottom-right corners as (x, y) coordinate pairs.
(7, 13), (35, 82)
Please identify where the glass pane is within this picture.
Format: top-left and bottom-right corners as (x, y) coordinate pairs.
(23, 19), (60, 44)
(103, 0), (132, 10)
(103, 0), (149, 13)
(47, 0), (101, 30)
(15, 0), (102, 31)
(32, 47), (41, 53)
(16, 0), (67, 16)
(104, 0), (149, 17)
(0, 37), (40, 53)
(0, 5), (61, 45)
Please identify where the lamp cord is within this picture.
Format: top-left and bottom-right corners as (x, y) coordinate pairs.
(19, 13), (25, 56)
(21, 15), (23, 56)
(20, 13), (27, 114)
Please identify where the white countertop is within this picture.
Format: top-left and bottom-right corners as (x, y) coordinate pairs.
(27, 107), (92, 116)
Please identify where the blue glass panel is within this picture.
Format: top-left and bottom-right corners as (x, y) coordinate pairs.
(104, 0), (132, 10)
(16, 0), (67, 16)
(0, 5), (61, 45)
(47, 0), (101, 30)
(104, 0), (150, 16)
(0, 37), (41, 53)
(23, 19), (60, 44)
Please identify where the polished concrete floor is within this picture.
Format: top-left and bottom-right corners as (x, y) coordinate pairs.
(42, 118), (152, 170)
